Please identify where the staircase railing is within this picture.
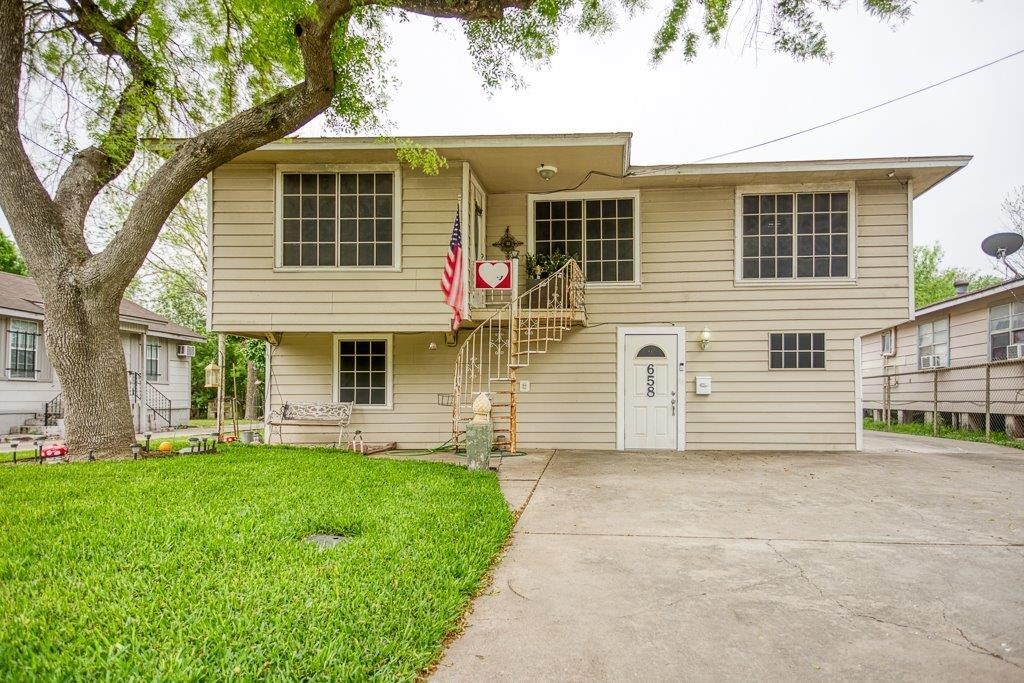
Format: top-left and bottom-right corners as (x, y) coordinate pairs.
(43, 393), (63, 426)
(452, 258), (585, 452)
(144, 382), (173, 428)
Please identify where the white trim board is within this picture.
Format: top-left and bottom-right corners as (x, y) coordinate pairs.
(615, 326), (686, 452)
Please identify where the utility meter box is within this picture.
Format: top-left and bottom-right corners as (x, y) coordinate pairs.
(695, 376), (712, 396)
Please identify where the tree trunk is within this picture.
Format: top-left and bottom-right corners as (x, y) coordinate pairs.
(245, 360), (258, 420)
(42, 281), (136, 460)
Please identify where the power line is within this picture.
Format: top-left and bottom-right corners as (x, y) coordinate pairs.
(695, 47), (1024, 163)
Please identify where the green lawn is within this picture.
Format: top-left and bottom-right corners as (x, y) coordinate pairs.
(0, 446), (513, 679)
(863, 417), (1024, 451)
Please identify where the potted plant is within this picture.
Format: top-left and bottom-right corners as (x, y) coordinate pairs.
(523, 251), (578, 307)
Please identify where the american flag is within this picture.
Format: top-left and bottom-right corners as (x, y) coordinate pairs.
(440, 207), (464, 330)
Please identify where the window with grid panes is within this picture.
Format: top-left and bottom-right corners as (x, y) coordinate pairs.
(145, 339), (160, 381)
(337, 339), (388, 406)
(769, 333), (825, 369)
(533, 197), (635, 283)
(741, 191), (849, 279)
(281, 172), (394, 267)
(917, 318), (949, 368)
(7, 320), (38, 379)
(990, 302), (1024, 360)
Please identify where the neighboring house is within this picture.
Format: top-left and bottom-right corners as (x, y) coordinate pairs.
(0, 272), (202, 435)
(206, 132), (969, 451)
(862, 277), (1024, 436)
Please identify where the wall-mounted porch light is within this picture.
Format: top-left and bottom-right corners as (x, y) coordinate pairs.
(698, 327), (712, 351)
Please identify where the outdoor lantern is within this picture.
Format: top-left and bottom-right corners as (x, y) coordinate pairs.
(130, 442), (142, 460)
(698, 327), (712, 351)
(204, 361), (221, 389)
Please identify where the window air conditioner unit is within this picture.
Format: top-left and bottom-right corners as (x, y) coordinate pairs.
(921, 354), (945, 369)
(1007, 344), (1024, 360)
(177, 344), (196, 358)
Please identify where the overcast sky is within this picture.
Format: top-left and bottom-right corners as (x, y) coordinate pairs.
(5, 0), (1023, 274)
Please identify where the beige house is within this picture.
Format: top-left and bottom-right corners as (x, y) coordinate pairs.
(861, 277), (1024, 436)
(0, 272), (202, 435)
(206, 133), (969, 451)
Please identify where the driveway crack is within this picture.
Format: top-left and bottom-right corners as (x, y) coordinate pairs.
(766, 541), (1023, 671)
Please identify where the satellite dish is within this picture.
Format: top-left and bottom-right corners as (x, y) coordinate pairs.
(981, 232), (1023, 279)
(981, 232), (1023, 258)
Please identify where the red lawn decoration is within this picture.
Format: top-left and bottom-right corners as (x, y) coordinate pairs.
(40, 444), (68, 459)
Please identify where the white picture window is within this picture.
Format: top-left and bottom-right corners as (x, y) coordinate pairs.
(277, 166), (400, 269)
(736, 185), (855, 282)
(7, 319), (39, 379)
(918, 318), (949, 368)
(334, 335), (393, 408)
(990, 302), (1024, 360)
(528, 191), (640, 286)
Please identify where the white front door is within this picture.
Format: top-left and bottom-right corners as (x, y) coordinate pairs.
(623, 333), (681, 450)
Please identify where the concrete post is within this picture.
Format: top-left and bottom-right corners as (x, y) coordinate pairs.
(466, 393), (492, 471)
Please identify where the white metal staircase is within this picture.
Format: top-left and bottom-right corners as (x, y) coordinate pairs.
(451, 259), (586, 452)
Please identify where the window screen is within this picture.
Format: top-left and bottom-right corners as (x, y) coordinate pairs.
(742, 192), (849, 279)
(769, 333), (825, 369)
(281, 172), (394, 267)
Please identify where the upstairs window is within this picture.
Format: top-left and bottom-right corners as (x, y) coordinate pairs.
(145, 339), (160, 381)
(7, 319), (39, 379)
(990, 302), (1024, 360)
(279, 168), (398, 268)
(739, 189), (852, 280)
(917, 318), (949, 368)
(530, 193), (639, 285)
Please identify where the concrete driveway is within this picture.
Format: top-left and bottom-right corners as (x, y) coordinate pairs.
(433, 434), (1024, 681)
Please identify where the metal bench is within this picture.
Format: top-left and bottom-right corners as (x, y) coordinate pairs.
(267, 401), (354, 448)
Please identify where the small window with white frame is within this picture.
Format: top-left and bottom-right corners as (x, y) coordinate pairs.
(737, 187), (853, 281)
(334, 335), (392, 407)
(769, 332), (825, 369)
(278, 166), (399, 269)
(989, 301), (1024, 360)
(145, 338), (160, 381)
(917, 318), (949, 368)
(7, 319), (39, 379)
(880, 328), (895, 357)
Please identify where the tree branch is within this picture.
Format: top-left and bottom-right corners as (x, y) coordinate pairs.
(87, 0), (535, 291)
(0, 0), (65, 274)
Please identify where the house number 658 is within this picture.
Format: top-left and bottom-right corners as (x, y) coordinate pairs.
(646, 364), (655, 397)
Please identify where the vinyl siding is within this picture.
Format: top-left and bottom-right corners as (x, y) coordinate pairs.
(0, 322), (194, 434)
(210, 162), (463, 332)
(862, 292), (1024, 417)
(261, 179), (913, 451)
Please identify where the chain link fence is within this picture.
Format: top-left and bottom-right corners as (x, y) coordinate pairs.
(863, 358), (1024, 439)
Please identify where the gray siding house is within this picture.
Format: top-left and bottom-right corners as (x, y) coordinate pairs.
(0, 272), (202, 435)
